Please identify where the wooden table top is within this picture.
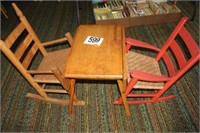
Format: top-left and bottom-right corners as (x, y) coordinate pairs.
(64, 24), (126, 80)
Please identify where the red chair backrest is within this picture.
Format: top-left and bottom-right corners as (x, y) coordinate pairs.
(155, 17), (200, 78)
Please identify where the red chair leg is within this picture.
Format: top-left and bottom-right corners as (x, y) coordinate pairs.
(114, 80), (176, 105)
(113, 78), (138, 104)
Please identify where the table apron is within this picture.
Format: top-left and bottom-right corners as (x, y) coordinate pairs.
(64, 74), (123, 80)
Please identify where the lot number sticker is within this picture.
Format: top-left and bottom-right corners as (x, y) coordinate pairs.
(84, 36), (104, 46)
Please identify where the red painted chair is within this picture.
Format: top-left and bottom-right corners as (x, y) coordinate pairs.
(114, 17), (200, 105)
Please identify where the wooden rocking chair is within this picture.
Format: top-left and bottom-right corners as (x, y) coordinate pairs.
(0, 3), (84, 106)
(114, 17), (200, 105)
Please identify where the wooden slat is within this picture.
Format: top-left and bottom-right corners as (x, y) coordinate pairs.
(22, 43), (39, 69)
(5, 22), (26, 48)
(15, 34), (33, 60)
(170, 40), (186, 68)
(179, 27), (199, 57)
(27, 70), (52, 74)
(43, 89), (68, 93)
(162, 52), (176, 76)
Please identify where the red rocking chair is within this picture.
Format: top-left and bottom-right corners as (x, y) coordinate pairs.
(114, 17), (200, 105)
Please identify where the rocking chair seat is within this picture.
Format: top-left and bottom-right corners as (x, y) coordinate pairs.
(34, 48), (71, 83)
(126, 51), (164, 89)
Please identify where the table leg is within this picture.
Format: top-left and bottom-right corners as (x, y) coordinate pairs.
(68, 79), (76, 115)
(117, 80), (131, 117)
(51, 66), (84, 105)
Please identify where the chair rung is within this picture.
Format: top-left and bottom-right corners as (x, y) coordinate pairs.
(44, 89), (68, 93)
(127, 94), (156, 97)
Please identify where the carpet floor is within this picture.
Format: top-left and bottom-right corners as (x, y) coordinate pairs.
(1, 1), (199, 132)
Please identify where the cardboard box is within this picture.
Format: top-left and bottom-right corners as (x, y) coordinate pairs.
(95, 12), (181, 27)
(93, 2), (181, 27)
(96, 17), (130, 27)
(129, 15), (155, 26)
(155, 11), (181, 24)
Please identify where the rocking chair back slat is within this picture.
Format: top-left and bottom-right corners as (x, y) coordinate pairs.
(5, 22), (26, 48)
(170, 40), (187, 69)
(15, 34), (33, 60)
(179, 26), (199, 57)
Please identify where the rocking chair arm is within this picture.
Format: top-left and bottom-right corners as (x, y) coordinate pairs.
(130, 70), (170, 82)
(126, 38), (161, 53)
(27, 70), (53, 75)
(42, 37), (68, 47)
(42, 32), (73, 47)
